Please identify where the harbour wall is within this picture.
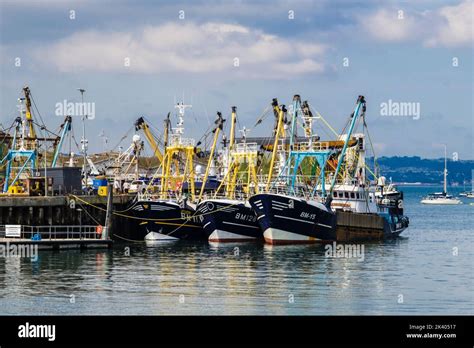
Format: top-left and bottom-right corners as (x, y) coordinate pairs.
(0, 195), (136, 241)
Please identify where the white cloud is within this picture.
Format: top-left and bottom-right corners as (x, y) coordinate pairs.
(274, 59), (324, 74)
(201, 23), (250, 34)
(360, 0), (473, 47)
(1, 0), (93, 8)
(425, 0), (473, 47)
(34, 22), (328, 76)
(361, 9), (419, 42)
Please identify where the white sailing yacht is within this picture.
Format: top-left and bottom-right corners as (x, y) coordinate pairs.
(421, 145), (461, 205)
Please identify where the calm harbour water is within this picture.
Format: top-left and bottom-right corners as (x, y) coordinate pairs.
(0, 186), (472, 315)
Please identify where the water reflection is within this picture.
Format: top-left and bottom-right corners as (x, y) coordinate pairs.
(0, 221), (471, 315)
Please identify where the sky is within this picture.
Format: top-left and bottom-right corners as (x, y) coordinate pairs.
(0, 0), (472, 159)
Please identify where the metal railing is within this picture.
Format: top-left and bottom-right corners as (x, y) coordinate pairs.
(169, 136), (195, 147)
(233, 143), (259, 153)
(0, 225), (100, 240)
(292, 141), (329, 152)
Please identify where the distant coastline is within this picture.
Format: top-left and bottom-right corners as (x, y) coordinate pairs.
(395, 183), (465, 187)
(367, 156), (473, 186)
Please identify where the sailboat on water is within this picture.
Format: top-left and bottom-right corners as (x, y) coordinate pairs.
(420, 145), (461, 205)
(459, 178), (474, 198)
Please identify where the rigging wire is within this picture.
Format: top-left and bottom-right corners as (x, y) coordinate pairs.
(109, 126), (133, 152)
(0, 119), (17, 145)
(28, 91), (48, 131)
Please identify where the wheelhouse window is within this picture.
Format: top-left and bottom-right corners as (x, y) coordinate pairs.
(344, 192), (349, 198)
(350, 192), (355, 199)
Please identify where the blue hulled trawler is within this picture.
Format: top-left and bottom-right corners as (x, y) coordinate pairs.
(196, 107), (262, 242)
(249, 95), (409, 244)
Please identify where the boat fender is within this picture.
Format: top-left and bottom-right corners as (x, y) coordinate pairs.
(96, 225), (103, 235)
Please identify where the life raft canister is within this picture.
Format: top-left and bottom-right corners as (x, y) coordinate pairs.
(96, 225), (103, 235)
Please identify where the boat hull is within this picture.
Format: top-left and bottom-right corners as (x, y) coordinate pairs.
(128, 200), (205, 241)
(421, 198), (462, 205)
(196, 200), (262, 242)
(336, 210), (407, 241)
(249, 193), (409, 244)
(249, 193), (336, 244)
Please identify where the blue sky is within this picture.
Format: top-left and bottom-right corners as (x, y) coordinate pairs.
(0, 0), (472, 159)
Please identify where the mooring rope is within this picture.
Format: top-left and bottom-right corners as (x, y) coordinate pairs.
(112, 233), (145, 243)
(69, 194), (242, 221)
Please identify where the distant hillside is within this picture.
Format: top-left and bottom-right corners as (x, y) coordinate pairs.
(368, 156), (473, 185)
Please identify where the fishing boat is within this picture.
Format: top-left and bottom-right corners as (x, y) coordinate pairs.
(128, 196), (204, 240)
(196, 107), (262, 242)
(421, 145), (461, 205)
(197, 198), (260, 242)
(249, 95), (334, 243)
(249, 95), (409, 244)
(127, 102), (206, 241)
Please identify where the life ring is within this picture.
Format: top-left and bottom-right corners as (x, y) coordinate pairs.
(175, 181), (183, 191)
(96, 225), (103, 235)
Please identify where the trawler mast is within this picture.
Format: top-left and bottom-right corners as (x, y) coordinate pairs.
(326, 95), (366, 206)
(160, 102), (196, 200)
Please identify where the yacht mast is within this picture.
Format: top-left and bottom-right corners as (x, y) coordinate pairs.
(443, 144), (447, 194)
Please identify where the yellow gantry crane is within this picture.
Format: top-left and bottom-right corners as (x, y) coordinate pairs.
(23, 86), (36, 144)
(212, 106), (260, 200)
(198, 111), (225, 200)
(1, 86), (40, 194)
(160, 102), (196, 201)
(134, 117), (164, 164)
(223, 143), (259, 199)
(266, 98), (286, 190)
